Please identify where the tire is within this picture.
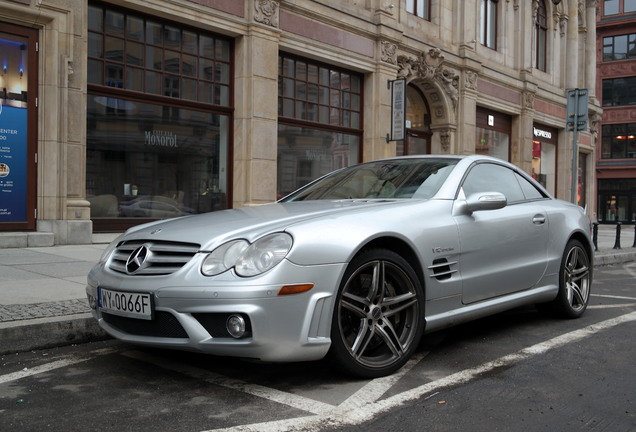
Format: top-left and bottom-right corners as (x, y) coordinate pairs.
(540, 239), (592, 318)
(328, 248), (425, 378)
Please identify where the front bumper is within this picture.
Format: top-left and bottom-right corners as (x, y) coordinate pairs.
(86, 259), (346, 362)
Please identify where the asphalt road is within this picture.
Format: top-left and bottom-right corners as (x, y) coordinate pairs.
(1, 262), (635, 432)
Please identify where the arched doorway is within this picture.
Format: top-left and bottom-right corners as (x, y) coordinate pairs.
(397, 84), (432, 155)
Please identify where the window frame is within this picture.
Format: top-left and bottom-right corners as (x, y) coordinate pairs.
(88, 2), (232, 109)
(277, 53), (364, 198)
(460, 162), (547, 205)
(86, 2), (234, 232)
(480, 0), (498, 50)
(602, 76), (636, 106)
(602, 33), (636, 62)
(535, 0), (548, 72)
(601, 123), (636, 159)
(603, 0), (636, 16)
(406, 0), (431, 20)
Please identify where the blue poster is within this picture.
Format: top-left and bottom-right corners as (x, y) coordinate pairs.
(0, 103), (28, 222)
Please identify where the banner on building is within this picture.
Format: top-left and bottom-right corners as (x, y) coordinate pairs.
(0, 103), (28, 222)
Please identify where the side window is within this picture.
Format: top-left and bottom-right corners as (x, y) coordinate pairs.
(461, 163), (525, 203)
(516, 172), (547, 200)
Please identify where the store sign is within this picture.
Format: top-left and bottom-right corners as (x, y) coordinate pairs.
(533, 127), (552, 139)
(144, 129), (179, 148)
(389, 79), (406, 141)
(0, 103), (28, 222)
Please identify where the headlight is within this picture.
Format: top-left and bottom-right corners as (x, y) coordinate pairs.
(201, 233), (293, 277)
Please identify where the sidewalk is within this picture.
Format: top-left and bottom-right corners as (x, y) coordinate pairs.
(1, 226), (635, 355)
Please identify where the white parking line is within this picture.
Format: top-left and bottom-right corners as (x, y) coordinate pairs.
(205, 311), (636, 432)
(592, 294), (636, 301)
(0, 347), (116, 385)
(337, 351), (429, 410)
(121, 350), (336, 415)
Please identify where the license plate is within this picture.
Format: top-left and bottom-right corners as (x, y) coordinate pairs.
(99, 288), (153, 320)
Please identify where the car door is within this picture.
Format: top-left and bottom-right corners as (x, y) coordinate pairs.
(454, 162), (549, 304)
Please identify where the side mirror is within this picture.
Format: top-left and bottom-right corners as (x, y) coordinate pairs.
(465, 192), (507, 213)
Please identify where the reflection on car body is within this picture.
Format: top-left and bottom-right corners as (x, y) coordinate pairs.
(86, 155), (593, 377)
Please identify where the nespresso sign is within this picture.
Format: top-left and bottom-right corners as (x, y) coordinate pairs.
(533, 127), (552, 139)
(533, 125), (557, 144)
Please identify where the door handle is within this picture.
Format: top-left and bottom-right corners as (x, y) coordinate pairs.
(532, 214), (546, 225)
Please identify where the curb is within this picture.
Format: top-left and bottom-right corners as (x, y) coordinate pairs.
(594, 250), (636, 267)
(0, 313), (110, 356)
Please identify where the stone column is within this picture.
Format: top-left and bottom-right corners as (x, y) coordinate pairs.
(585, 0), (598, 100)
(36, 0), (92, 244)
(455, 68), (479, 155)
(565, 0), (579, 89)
(366, 39), (400, 161)
(515, 88), (537, 174)
(233, 1), (281, 207)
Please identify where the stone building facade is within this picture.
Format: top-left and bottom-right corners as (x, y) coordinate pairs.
(0, 0), (601, 245)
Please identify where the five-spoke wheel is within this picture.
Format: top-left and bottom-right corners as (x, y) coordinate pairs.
(540, 239), (592, 318)
(329, 249), (424, 378)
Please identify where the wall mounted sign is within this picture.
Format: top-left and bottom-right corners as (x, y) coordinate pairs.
(389, 79), (406, 142)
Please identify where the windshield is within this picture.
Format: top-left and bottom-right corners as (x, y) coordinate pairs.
(281, 158), (459, 202)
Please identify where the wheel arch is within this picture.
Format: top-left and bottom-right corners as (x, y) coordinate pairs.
(352, 236), (426, 290)
(568, 231), (594, 270)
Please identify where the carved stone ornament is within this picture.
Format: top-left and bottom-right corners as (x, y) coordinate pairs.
(524, 91), (536, 110)
(381, 41), (398, 65)
(465, 71), (478, 90)
(559, 14), (568, 37)
(439, 129), (451, 152)
(254, 0), (279, 28)
(397, 48), (459, 110)
(589, 112), (602, 136)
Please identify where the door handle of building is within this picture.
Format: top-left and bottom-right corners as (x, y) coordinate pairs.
(532, 215), (546, 225)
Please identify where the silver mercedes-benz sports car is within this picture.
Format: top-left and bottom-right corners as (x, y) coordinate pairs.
(86, 155), (593, 377)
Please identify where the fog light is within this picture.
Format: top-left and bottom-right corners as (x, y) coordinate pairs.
(226, 314), (246, 339)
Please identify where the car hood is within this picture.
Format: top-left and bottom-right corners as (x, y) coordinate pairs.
(122, 199), (412, 250)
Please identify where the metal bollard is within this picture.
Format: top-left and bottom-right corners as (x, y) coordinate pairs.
(613, 222), (622, 249)
(592, 222), (598, 251)
(633, 224), (636, 248)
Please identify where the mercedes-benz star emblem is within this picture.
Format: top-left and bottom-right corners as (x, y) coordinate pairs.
(126, 245), (151, 274)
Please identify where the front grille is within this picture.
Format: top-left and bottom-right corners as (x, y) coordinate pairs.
(102, 311), (188, 338)
(109, 240), (200, 275)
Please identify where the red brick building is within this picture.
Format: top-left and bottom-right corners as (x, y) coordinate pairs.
(597, 0), (636, 223)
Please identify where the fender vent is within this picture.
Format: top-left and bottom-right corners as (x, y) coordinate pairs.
(428, 258), (457, 281)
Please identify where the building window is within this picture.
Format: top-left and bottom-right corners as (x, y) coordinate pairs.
(398, 85), (431, 156)
(535, 0), (547, 71)
(603, 0), (636, 15)
(480, 0), (498, 49)
(602, 77), (636, 106)
(476, 108), (511, 161)
(277, 54), (363, 198)
(532, 124), (558, 195)
(406, 0), (430, 20)
(601, 124), (636, 159)
(88, 4), (231, 105)
(578, 153), (587, 209)
(86, 3), (232, 229)
(597, 179), (636, 223)
(603, 34), (636, 61)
